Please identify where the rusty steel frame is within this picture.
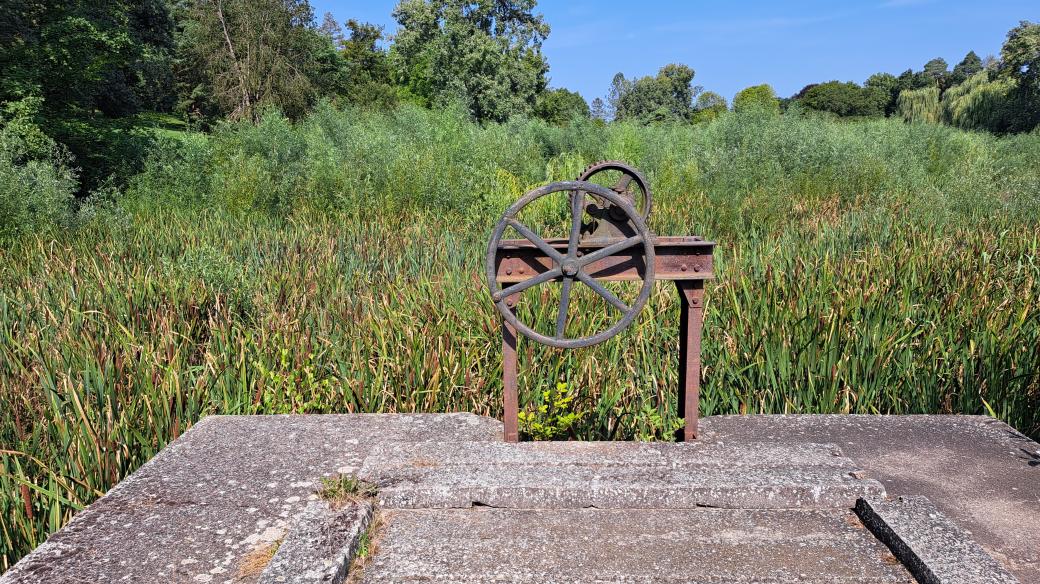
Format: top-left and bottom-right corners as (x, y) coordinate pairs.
(492, 235), (714, 443)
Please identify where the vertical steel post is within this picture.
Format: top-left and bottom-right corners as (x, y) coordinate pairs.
(675, 280), (705, 441)
(502, 295), (520, 442)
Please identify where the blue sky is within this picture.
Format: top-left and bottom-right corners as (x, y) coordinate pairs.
(310, 0), (1037, 104)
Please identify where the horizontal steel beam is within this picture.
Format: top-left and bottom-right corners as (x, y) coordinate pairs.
(494, 236), (714, 283)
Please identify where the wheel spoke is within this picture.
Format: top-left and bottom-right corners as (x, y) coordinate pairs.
(613, 174), (633, 193)
(555, 277), (574, 339)
(567, 189), (584, 256)
(577, 234), (644, 267)
(493, 267), (562, 302)
(506, 219), (564, 264)
(576, 271), (630, 313)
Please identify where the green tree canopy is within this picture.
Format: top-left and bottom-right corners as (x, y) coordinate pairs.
(1, 0), (175, 117)
(865, 72), (901, 116)
(692, 91), (727, 122)
(177, 0), (328, 123)
(589, 97), (607, 121)
(923, 58), (949, 84)
(999, 21), (1040, 131)
(390, 0), (550, 122)
(798, 81), (886, 117)
(533, 88), (589, 125)
(951, 51), (983, 85)
(609, 64), (699, 123)
(733, 84), (779, 114)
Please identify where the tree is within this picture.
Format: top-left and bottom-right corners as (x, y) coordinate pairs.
(865, 72), (901, 116)
(692, 91), (727, 122)
(733, 84), (779, 114)
(176, 0), (326, 122)
(0, 1), (176, 191)
(951, 51), (983, 85)
(589, 97), (607, 121)
(998, 20), (1040, 131)
(608, 64), (699, 123)
(897, 68), (931, 92)
(533, 88), (589, 125)
(1, 0), (175, 117)
(318, 12), (344, 45)
(897, 86), (941, 123)
(390, 0), (550, 122)
(798, 81), (886, 117)
(606, 72), (631, 120)
(333, 19), (398, 108)
(942, 72), (1014, 132)
(923, 57), (950, 90)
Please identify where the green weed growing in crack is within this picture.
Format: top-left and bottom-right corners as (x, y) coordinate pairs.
(318, 474), (378, 508)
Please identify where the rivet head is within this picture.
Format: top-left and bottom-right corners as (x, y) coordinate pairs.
(680, 264), (688, 272)
(505, 267), (513, 275)
(693, 265), (701, 272)
(518, 267), (525, 274)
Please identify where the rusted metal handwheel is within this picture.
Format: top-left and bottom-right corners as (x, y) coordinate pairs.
(485, 181), (655, 349)
(578, 160), (653, 221)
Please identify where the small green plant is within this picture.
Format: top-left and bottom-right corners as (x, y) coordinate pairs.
(518, 382), (584, 440)
(318, 475), (378, 507)
(632, 403), (684, 442)
(256, 347), (335, 414)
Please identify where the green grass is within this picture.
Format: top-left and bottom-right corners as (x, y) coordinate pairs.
(1, 103), (1039, 570)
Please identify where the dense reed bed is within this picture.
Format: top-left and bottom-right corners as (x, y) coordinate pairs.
(2, 104), (1039, 568)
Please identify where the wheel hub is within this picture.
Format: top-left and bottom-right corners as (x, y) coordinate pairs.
(561, 258), (579, 276)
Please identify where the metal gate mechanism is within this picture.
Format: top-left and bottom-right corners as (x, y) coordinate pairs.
(485, 161), (714, 442)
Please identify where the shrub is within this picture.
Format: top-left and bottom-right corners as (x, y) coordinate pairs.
(0, 101), (77, 239)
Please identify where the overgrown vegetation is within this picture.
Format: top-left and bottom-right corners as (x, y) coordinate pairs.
(2, 105), (1039, 569)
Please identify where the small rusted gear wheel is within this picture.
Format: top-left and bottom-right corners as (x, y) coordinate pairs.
(577, 160), (652, 220)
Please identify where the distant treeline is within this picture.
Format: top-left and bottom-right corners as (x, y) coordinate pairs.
(1, 1), (1039, 194)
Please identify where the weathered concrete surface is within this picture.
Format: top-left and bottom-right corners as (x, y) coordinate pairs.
(361, 441), (885, 509)
(359, 508), (914, 583)
(701, 415), (1040, 583)
(4, 414), (1036, 583)
(0, 414), (499, 584)
(258, 501), (372, 584)
(856, 496), (1020, 584)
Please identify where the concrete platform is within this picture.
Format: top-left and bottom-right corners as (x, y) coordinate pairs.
(360, 441), (884, 509)
(1, 414), (1035, 584)
(0, 414), (500, 584)
(701, 415), (1040, 583)
(360, 508), (914, 583)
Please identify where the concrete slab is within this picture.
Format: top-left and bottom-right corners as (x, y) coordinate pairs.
(361, 441), (885, 509)
(0, 414), (500, 584)
(856, 496), (1020, 584)
(358, 508), (915, 583)
(701, 415), (1040, 583)
(258, 501), (372, 584)
(3, 414), (1035, 583)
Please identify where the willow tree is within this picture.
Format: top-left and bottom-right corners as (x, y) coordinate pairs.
(942, 72), (1015, 132)
(897, 86), (940, 124)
